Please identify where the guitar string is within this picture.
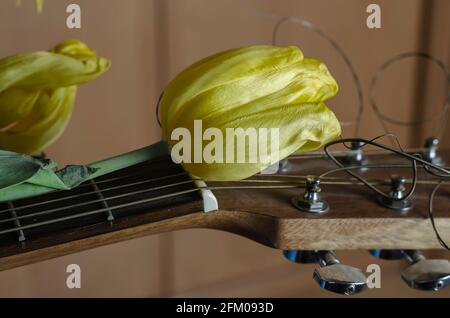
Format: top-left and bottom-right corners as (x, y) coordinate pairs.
(271, 15), (364, 137)
(0, 165), (447, 229)
(429, 181), (450, 251)
(287, 147), (428, 160)
(155, 15), (365, 136)
(0, 167), (400, 226)
(369, 52), (450, 145)
(253, 177), (450, 186)
(0, 160), (442, 222)
(0, 172), (188, 215)
(0, 153), (430, 216)
(2, 146), (427, 214)
(58, 167), (187, 190)
(0, 158), (447, 227)
(325, 135), (442, 201)
(0, 179), (197, 225)
(0, 184), (304, 236)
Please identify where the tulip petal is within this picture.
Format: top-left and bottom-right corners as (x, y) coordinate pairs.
(161, 45), (304, 136)
(160, 45), (341, 180)
(0, 39), (110, 155)
(180, 102), (340, 181)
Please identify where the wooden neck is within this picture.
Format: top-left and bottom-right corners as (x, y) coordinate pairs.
(0, 155), (206, 270)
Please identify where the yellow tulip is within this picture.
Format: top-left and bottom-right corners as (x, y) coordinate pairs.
(160, 45), (341, 181)
(0, 39), (111, 155)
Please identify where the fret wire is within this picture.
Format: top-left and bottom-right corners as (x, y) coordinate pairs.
(0, 172), (188, 215)
(7, 202), (26, 242)
(90, 179), (114, 222)
(0, 184), (302, 236)
(0, 179), (196, 226)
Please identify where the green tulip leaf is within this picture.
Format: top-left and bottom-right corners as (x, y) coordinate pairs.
(0, 141), (169, 203)
(0, 150), (97, 193)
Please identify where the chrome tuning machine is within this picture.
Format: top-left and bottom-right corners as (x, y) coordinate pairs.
(314, 251), (368, 295)
(422, 137), (444, 166)
(378, 175), (413, 211)
(339, 140), (368, 170)
(370, 249), (450, 291)
(284, 250), (368, 295)
(291, 176), (328, 214)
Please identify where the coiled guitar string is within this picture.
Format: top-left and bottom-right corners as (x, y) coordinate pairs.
(324, 135), (450, 251)
(429, 182), (450, 250)
(370, 52), (450, 144)
(271, 15), (364, 137)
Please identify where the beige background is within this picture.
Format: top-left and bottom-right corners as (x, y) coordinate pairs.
(0, 0), (449, 297)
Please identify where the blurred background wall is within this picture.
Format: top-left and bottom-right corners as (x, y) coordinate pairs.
(0, 0), (448, 297)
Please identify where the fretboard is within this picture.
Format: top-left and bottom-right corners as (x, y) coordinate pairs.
(0, 155), (204, 265)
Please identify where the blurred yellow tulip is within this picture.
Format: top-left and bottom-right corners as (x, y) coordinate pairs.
(160, 45), (341, 181)
(0, 39), (111, 155)
(15, 0), (44, 13)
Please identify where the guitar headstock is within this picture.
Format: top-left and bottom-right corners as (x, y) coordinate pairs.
(207, 139), (450, 251)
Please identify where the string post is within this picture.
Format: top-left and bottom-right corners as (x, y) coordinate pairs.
(339, 140), (369, 170)
(291, 176), (329, 214)
(423, 137), (444, 166)
(378, 175), (413, 211)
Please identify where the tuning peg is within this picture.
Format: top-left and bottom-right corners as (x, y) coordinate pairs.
(378, 175), (413, 211)
(313, 251), (368, 295)
(401, 250), (450, 291)
(422, 137), (444, 166)
(291, 176), (329, 214)
(283, 250), (368, 295)
(370, 249), (450, 291)
(339, 140), (369, 170)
